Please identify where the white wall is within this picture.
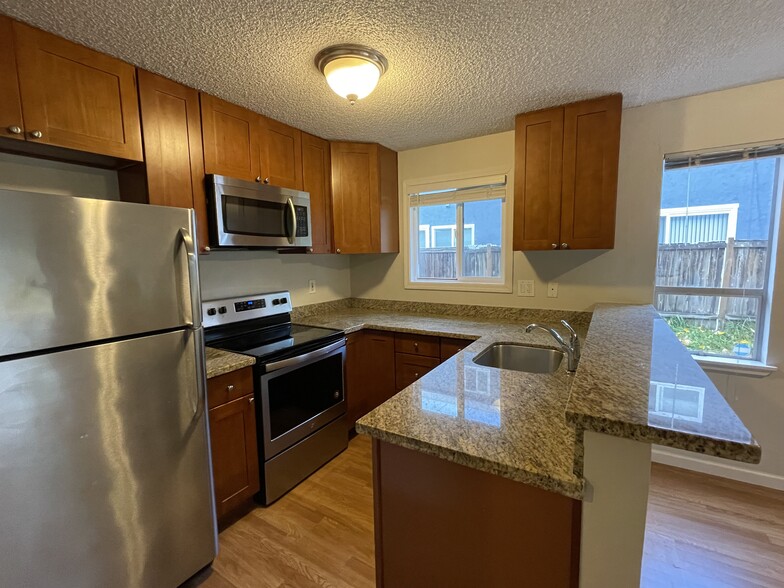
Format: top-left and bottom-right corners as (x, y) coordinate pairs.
(350, 78), (784, 487)
(199, 250), (351, 307)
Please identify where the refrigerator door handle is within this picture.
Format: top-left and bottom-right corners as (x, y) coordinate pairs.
(179, 227), (201, 329)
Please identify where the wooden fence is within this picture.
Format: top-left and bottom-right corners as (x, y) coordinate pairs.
(655, 239), (767, 320)
(418, 245), (501, 279)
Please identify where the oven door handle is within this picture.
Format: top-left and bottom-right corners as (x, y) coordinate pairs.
(264, 338), (346, 373)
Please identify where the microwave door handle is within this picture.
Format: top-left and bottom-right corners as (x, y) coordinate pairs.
(286, 197), (296, 244)
(265, 338), (346, 373)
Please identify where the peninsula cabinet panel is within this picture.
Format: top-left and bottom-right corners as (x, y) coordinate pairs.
(513, 107), (563, 250)
(331, 141), (399, 254)
(200, 93), (261, 182)
(137, 70), (209, 251)
(12, 20), (143, 160)
(260, 116), (303, 190)
(302, 132), (333, 253)
(560, 94), (622, 250)
(345, 330), (396, 429)
(0, 16), (24, 141)
(513, 93), (621, 251)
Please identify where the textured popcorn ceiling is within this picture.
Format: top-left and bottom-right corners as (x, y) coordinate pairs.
(2, 0), (783, 151)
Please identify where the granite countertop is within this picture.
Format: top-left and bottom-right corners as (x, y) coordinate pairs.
(205, 346), (255, 379)
(295, 299), (761, 500)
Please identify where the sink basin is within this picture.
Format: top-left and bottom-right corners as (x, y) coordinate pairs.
(472, 343), (563, 374)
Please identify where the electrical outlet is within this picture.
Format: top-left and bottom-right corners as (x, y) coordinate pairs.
(517, 279), (535, 297)
(547, 282), (559, 298)
(308, 279), (316, 294)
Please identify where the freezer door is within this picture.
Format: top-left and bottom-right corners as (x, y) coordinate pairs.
(0, 190), (202, 358)
(0, 328), (217, 588)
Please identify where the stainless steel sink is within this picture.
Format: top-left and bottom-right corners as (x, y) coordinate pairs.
(472, 343), (563, 374)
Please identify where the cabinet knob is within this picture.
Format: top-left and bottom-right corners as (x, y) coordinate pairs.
(249, 396), (255, 404)
(263, 177), (270, 184)
(336, 248), (341, 254)
(29, 130), (43, 139)
(551, 243), (558, 249)
(414, 372), (419, 378)
(560, 243), (569, 249)
(203, 246), (211, 253)
(7, 125), (22, 135)
(308, 247), (313, 253)
(413, 342), (419, 349)
(226, 384), (235, 392)
(255, 176), (261, 183)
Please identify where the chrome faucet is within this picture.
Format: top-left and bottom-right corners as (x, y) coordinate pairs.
(525, 320), (581, 372)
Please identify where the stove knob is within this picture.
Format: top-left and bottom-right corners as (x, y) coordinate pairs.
(218, 306), (227, 314)
(280, 297), (288, 304)
(272, 298), (280, 306)
(206, 308), (217, 316)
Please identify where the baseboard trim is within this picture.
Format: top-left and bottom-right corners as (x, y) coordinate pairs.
(652, 447), (784, 491)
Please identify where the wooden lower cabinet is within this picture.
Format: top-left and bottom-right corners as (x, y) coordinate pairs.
(207, 367), (259, 524)
(394, 353), (439, 391)
(345, 330), (395, 429)
(440, 337), (473, 361)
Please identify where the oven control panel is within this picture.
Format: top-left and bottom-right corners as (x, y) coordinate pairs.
(202, 291), (292, 328)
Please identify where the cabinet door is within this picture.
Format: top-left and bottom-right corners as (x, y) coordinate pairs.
(366, 331), (397, 409)
(260, 116), (303, 190)
(13, 21), (143, 160)
(200, 93), (261, 182)
(331, 142), (380, 253)
(302, 132), (333, 253)
(208, 394), (260, 520)
(560, 94), (621, 250)
(344, 332), (364, 429)
(395, 353), (440, 392)
(0, 16), (24, 141)
(440, 337), (472, 361)
(137, 70), (209, 251)
(513, 107), (563, 250)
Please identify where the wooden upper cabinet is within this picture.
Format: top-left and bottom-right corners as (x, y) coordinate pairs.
(513, 93), (621, 251)
(302, 132), (333, 253)
(11, 20), (142, 160)
(200, 93), (261, 182)
(137, 70), (209, 252)
(513, 107), (563, 250)
(0, 16), (24, 141)
(260, 116), (303, 190)
(560, 94), (622, 249)
(331, 141), (399, 254)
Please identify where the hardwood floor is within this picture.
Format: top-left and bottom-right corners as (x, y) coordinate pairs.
(193, 436), (784, 588)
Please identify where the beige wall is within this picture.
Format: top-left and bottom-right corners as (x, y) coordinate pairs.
(199, 250), (351, 307)
(350, 78), (784, 487)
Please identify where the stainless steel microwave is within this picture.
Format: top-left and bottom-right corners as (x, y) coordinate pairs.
(207, 174), (312, 249)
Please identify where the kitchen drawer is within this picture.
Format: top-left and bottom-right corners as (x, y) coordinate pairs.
(207, 366), (254, 409)
(440, 337), (474, 361)
(394, 332), (440, 358)
(395, 353), (440, 391)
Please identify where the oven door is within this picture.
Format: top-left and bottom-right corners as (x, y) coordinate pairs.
(259, 338), (346, 459)
(209, 174), (312, 248)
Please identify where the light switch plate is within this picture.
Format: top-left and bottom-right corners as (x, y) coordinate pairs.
(517, 279), (535, 297)
(547, 282), (558, 298)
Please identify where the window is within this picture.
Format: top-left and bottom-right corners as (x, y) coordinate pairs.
(404, 174), (511, 291)
(655, 144), (783, 361)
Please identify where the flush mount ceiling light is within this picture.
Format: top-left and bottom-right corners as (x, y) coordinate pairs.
(315, 44), (388, 105)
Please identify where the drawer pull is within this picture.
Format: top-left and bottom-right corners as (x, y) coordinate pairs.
(226, 384), (235, 392)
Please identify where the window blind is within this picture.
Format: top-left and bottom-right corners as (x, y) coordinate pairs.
(664, 143), (784, 170)
(408, 175), (507, 206)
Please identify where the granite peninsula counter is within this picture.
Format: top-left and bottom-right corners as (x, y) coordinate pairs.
(294, 301), (760, 500)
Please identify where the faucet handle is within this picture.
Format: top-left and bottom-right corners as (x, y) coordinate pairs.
(560, 320), (580, 359)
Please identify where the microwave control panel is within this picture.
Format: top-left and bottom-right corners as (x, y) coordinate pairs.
(295, 206), (309, 237)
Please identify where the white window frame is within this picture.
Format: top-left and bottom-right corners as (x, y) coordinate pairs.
(659, 203), (739, 244)
(403, 171), (513, 293)
(655, 145), (784, 364)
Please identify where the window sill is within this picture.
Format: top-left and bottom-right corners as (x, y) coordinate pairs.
(405, 280), (513, 294)
(693, 355), (777, 378)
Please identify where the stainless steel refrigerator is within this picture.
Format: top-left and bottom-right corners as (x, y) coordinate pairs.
(0, 190), (218, 587)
